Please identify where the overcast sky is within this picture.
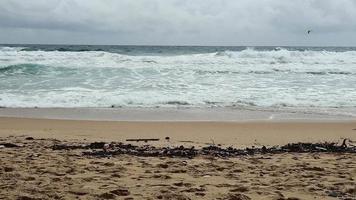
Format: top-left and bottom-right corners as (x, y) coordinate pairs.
(0, 0), (356, 46)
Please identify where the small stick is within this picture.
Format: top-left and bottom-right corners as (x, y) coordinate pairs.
(126, 139), (160, 142)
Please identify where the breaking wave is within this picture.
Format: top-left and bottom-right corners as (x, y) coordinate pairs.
(0, 45), (355, 115)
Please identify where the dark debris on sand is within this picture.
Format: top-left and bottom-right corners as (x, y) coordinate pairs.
(50, 139), (356, 159)
(0, 142), (21, 148)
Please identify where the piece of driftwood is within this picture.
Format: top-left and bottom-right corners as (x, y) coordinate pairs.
(52, 142), (106, 150)
(126, 139), (160, 142)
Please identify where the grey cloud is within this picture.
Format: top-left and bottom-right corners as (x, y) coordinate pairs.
(0, 0), (355, 45)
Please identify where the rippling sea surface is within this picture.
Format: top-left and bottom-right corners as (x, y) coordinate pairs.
(0, 45), (355, 116)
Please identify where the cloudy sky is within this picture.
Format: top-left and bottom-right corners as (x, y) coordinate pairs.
(0, 0), (356, 46)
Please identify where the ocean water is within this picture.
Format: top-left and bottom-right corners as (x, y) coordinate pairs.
(0, 45), (355, 116)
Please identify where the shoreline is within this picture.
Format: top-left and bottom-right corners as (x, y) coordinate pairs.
(0, 107), (355, 122)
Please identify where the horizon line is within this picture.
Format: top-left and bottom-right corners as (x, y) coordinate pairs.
(1, 43), (356, 48)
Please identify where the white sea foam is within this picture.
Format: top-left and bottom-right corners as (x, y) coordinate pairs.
(0, 47), (355, 117)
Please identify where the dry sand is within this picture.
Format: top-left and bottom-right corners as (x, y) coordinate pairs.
(1, 117), (356, 199)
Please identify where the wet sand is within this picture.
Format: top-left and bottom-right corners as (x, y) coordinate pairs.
(0, 107), (355, 121)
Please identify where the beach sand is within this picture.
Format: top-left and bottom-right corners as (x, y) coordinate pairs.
(0, 117), (356, 147)
(1, 117), (356, 199)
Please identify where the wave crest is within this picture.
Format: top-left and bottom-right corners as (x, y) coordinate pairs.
(0, 64), (47, 75)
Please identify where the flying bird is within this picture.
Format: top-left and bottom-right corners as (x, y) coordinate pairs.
(307, 30), (312, 34)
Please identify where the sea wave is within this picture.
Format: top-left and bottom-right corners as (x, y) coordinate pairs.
(0, 46), (355, 111)
(1, 47), (356, 70)
(0, 64), (47, 74)
(1, 63), (352, 76)
(0, 46), (26, 52)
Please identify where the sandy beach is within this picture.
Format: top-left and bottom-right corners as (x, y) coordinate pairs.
(1, 135), (355, 200)
(2, 1), (356, 199)
(1, 114), (356, 200)
(0, 116), (356, 147)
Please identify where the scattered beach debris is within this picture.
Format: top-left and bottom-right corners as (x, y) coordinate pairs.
(0, 143), (21, 148)
(89, 142), (106, 149)
(52, 142), (106, 150)
(341, 138), (347, 148)
(126, 138), (160, 142)
(25, 137), (34, 140)
(1, 136), (356, 200)
(3, 136), (355, 158)
(49, 140), (356, 159)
